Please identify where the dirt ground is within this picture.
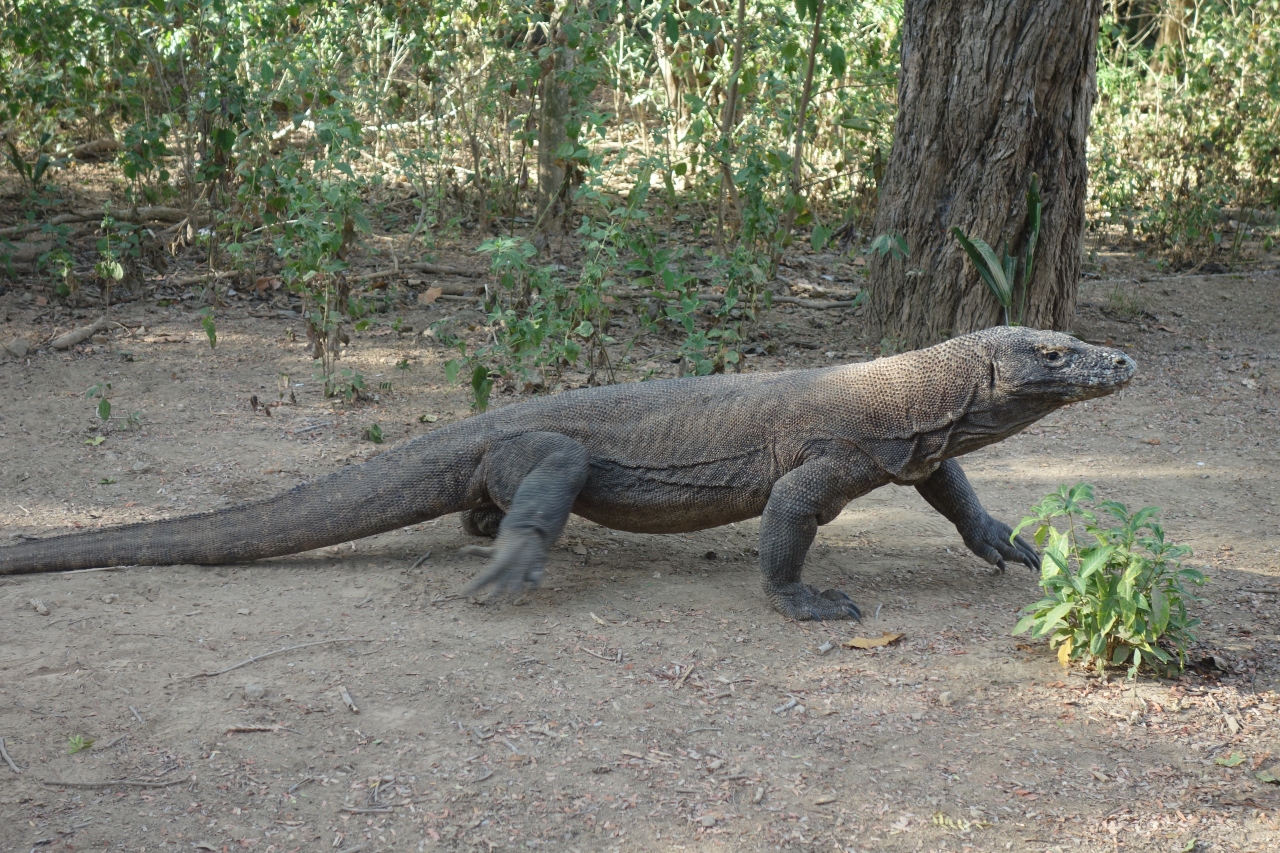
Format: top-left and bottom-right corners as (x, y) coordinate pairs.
(2, 228), (1279, 853)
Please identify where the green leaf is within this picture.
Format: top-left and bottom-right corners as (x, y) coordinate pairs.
(1011, 612), (1039, 636)
(471, 365), (493, 413)
(574, 320), (594, 337)
(1111, 644), (1130, 664)
(444, 359), (459, 384)
(365, 423), (383, 444)
(1077, 546), (1112, 580)
(1033, 601), (1075, 638)
(201, 312), (217, 349)
(811, 224), (832, 251)
(1215, 751), (1246, 767)
(952, 228), (1010, 307)
(85, 436), (106, 446)
(827, 43), (847, 78)
(97, 398), (111, 421)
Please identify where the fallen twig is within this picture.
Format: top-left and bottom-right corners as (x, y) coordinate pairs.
(288, 776), (314, 794)
(1242, 587), (1280, 595)
(614, 290), (859, 310)
(40, 776), (192, 789)
(226, 725), (299, 735)
(50, 316), (111, 350)
(178, 637), (357, 680)
(578, 645), (622, 663)
(339, 685), (360, 714)
(409, 261), (483, 276)
(0, 737), (21, 773)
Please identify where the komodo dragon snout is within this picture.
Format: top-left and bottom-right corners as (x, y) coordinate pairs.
(0, 327), (1138, 624)
(992, 330), (1137, 403)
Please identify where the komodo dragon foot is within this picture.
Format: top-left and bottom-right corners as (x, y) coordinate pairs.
(767, 583), (862, 622)
(460, 527), (549, 600)
(960, 516), (1039, 574)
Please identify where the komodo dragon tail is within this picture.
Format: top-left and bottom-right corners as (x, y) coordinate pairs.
(0, 431), (487, 575)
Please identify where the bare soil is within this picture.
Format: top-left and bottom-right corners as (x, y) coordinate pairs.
(2, 226), (1279, 852)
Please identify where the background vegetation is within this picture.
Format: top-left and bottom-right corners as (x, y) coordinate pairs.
(1, 0), (1277, 384)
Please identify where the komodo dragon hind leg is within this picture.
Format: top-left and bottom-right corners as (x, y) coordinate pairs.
(461, 432), (589, 600)
(461, 505), (505, 537)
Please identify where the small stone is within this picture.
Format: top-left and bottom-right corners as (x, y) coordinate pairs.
(236, 608), (251, 616)
(3, 338), (29, 359)
(131, 461), (150, 473)
(102, 594), (119, 604)
(244, 683), (266, 700)
(30, 598), (49, 616)
(572, 545), (588, 556)
(793, 704), (806, 715)
(700, 815), (716, 828)
(938, 691), (955, 707)
(817, 641), (834, 656)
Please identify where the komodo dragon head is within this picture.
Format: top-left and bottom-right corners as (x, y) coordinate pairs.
(986, 326), (1136, 405)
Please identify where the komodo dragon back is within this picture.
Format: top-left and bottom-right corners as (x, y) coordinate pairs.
(0, 327), (1136, 621)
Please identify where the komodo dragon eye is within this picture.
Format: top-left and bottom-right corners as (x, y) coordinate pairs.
(1044, 350), (1064, 363)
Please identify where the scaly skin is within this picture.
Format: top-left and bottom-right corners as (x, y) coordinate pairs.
(0, 327), (1136, 621)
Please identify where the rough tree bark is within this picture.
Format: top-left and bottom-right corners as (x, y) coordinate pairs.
(867, 0), (1103, 350)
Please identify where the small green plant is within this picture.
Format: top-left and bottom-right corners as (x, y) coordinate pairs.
(953, 174), (1041, 325)
(1012, 483), (1205, 677)
(67, 734), (94, 754)
(200, 308), (217, 349)
(86, 382), (113, 421)
(868, 230), (909, 261)
(3, 131), (63, 193)
(444, 355), (494, 413)
(365, 423), (383, 443)
(86, 383), (142, 429)
(322, 367), (365, 404)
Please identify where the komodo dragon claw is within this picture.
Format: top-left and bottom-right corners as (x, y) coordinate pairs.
(768, 583), (863, 622)
(460, 528), (548, 601)
(960, 516), (1040, 574)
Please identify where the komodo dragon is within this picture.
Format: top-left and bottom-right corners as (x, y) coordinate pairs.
(0, 327), (1135, 620)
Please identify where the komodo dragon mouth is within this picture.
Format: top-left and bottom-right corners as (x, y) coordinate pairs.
(0, 327), (1137, 623)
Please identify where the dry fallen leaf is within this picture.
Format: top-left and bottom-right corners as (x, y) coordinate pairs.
(418, 286), (443, 305)
(843, 632), (904, 649)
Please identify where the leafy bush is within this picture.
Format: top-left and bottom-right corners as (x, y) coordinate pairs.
(1012, 484), (1205, 677)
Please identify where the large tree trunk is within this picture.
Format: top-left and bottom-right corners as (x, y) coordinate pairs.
(866, 0), (1103, 350)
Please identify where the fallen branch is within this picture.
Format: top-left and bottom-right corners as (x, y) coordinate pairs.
(408, 261), (483, 276)
(178, 637), (358, 680)
(0, 206), (196, 239)
(0, 240), (52, 263)
(50, 317), (111, 350)
(160, 271), (239, 289)
(616, 290), (860, 310)
(354, 268), (477, 295)
(40, 776), (192, 789)
(72, 138), (122, 161)
(0, 737), (20, 773)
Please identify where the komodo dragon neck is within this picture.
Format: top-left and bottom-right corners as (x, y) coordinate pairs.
(813, 333), (1053, 483)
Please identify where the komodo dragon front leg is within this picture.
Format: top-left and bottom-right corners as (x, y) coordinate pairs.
(462, 432), (589, 598)
(760, 457), (884, 621)
(915, 459), (1039, 572)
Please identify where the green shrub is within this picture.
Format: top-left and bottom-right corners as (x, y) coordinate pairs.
(1012, 484), (1205, 678)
